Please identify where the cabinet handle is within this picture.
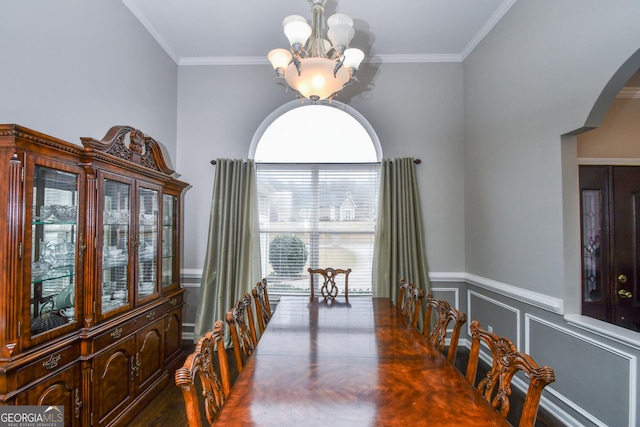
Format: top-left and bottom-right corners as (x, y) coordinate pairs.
(110, 327), (123, 339)
(42, 354), (62, 370)
(74, 388), (82, 419)
(169, 297), (178, 306)
(130, 356), (136, 381)
(146, 311), (156, 321)
(131, 353), (141, 380)
(78, 233), (86, 256)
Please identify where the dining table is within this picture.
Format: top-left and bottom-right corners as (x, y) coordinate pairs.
(214, 296), (509, 426)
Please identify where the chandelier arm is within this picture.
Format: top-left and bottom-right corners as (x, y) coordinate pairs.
(333, 55), (345, 78)
(292, 55), (302, 76)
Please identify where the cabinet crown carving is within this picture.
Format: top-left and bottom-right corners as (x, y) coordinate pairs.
(80, 126), (175, 176)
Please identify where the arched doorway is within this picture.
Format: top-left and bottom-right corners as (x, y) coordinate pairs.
(566, 49), (640, 331)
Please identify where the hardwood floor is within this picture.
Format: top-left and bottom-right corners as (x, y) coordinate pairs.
(127, 343), (193, 427)
(128, 376), (189, 427)
(129, 342), (240, 427)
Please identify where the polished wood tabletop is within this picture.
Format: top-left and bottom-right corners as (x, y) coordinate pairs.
(215, 297), (509, 427)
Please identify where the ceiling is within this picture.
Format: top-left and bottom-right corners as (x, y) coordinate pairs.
(121, 0), (517, 65)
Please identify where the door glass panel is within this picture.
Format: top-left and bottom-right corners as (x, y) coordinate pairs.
(138, 188), (158, 298)
(102, 179), (131, 312)
(31, 166), (78, 334)
(161, 194), (176, 288)
(582, 189), (602, 302)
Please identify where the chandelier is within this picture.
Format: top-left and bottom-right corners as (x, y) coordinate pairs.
(267, 0), (365, 103)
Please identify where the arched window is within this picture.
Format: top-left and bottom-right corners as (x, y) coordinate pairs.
(250, 101), (381, 297)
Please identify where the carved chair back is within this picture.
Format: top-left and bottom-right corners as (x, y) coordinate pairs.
(465, 320), (556, 427)
(225, 294), (257, 374)
(252, 278), (272, 337)
(308, 267), (352, 302)
(397, 279), (424, 328)
(423, 293), (467, 364)
(175, 320), (231, 426)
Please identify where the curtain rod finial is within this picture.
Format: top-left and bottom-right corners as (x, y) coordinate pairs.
(211, 160), (217, 165)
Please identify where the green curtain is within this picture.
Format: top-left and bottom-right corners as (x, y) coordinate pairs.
(193, 159), (262, 343)
(373, 157), (430, 303)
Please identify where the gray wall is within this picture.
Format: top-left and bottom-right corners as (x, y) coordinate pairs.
(461, 1), (640, 426)
(0, 0), (178, 158)
(176, 62), (465, 274)
(464, 0), (640, 299)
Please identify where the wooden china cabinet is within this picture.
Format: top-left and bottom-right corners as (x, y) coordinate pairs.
(0, 124), (188, 426)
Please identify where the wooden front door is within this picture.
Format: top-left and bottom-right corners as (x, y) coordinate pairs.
(580, 165), (640, 331)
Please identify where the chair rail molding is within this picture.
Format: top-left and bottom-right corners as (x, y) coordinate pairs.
(180, 270), (564, 314)
(463, 273), (564, 314)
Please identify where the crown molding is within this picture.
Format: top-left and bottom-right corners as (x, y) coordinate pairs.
(126, 0), (519, 66)
(121, 0), (180, 64)
(178, 53), (464, 66)
(460, 0), (519, 60)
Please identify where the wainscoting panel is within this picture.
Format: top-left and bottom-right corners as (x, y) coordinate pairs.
(181, 279), (201, 342)
(430, 287), (461, 310)
(467, 289), (521, 350)
(526, 314), (637, 427)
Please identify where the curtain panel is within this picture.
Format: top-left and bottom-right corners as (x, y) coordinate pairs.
(194, 159), (262, 343)
(373, 157), (430, 303)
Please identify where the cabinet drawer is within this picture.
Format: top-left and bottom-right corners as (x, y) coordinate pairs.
(16, 344), (80, 387)
(91, 306), (167, 351)
(163, 292), (183, 311)
(131, 305), (167, 330)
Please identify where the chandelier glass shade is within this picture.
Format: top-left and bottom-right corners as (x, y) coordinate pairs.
(268, 0), (365, 102)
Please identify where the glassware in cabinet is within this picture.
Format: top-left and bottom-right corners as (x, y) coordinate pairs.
(30, 166), (79, 335)
(138, 187), (159, 299)
(101, 178), (131, 314)
(161, 194), (177, 288)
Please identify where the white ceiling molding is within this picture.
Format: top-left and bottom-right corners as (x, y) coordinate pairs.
(178, 53), (464, 67)
(460, 0), (518, 60)
(123, 0), (519, 67)
(121, 0), (179, 64)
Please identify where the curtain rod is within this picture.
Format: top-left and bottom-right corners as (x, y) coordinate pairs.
(210, 159), (421, 165)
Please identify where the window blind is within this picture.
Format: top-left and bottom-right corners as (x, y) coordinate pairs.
(256, 162), (381, 296)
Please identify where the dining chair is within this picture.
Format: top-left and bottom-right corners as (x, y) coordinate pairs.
(307, 267), (352, 302)
(175, 320), (231, 427)
(225, 294), (257, 374)
(465, 320), (556, 427)
(252, 278), (272, 337)
(423, 292), (467, 364)
(397, 279), (424, 328)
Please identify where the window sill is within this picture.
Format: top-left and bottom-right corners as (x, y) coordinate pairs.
(564, 314), (640, 350)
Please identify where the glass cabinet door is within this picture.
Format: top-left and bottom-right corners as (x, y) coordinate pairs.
(31, 166), (79, 335)
(161, 194), (177, 288)
(101, 179), (131, 314)
(138, 187), (158, 299)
